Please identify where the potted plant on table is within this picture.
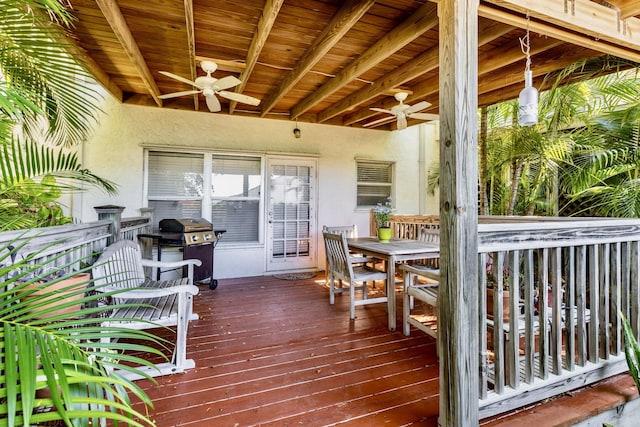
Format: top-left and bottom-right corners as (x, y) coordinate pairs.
(373, 197), (393, 242)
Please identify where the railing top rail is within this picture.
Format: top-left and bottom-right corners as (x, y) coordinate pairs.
(478, 219), (640, 251)
(0, 221), (112, 245)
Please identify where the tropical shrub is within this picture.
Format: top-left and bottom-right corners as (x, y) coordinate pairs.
(0, 240), (159, 426)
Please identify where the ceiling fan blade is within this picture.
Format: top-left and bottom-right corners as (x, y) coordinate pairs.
(363, 116), (395, 128)
(410, 113), (439, 121)
(158, 90), (200, 100)
(370, 107), (394, 115)
(205, 94), (221, 112)
(405, 101), (431, 114)
(159, 71), (199, 88)
(397, 113), (407, 130)
(218, 90), (261, 106)
(214, 76), (242, 91)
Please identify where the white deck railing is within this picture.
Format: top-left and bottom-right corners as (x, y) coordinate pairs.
(477, 218), (640, 417)
(377, 214), (640, 418)
(0, 216), (152, 274)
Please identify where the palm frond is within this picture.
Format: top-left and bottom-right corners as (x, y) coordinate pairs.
(1, 0), (104, 147)
(0, 136), (117, 193)
(0, 241), (158, 426)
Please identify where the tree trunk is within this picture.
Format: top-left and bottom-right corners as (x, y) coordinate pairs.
(507, 162), (523, 215)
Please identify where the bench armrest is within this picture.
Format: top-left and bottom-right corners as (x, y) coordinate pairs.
(101, 284), (199, 298)
(140, 258), (202, 269)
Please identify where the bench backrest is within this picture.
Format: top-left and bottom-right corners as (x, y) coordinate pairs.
(92, 240), (146, 289)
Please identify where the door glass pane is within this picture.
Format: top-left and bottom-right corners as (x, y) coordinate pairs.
(270, 164), (312, 260)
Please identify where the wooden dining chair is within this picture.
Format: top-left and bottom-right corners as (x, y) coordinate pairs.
(400, 263), (440, 338)
(322, 225), (375, 287)
(322, 231), (387, 319)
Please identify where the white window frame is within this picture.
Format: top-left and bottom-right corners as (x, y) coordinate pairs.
(355, 159), (394, 209)
(144, 149), (264, 246)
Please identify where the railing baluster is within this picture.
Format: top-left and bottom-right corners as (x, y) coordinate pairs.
(550, 247), (563, 374)
(523, 248), (535, 384)
(539, 248), (550, 379)
(479, 252), (488, 399)
(599, 243), (610, 360)
(576, 245), (587, 366)
(565, 246), (576, 371)
(507, 250), (520, 388)
(493, 251), (505, 393)
(588, 244), (600, 363)
(611, 242), (622, 355)
(631, 241), (640, 338)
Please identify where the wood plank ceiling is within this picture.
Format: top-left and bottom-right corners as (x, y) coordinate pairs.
(66, 0), (640, 131)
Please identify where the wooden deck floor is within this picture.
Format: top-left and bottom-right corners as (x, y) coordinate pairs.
(129, 273), (636, 426)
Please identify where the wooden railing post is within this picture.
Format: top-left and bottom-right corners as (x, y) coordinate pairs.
(139, 207), (155, 259)
(94, 205), (125, 244)
(439, 0), (480, 422)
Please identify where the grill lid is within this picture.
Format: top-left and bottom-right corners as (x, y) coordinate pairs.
(159, 218), (213, 233)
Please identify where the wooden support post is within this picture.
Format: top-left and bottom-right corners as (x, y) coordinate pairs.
(94, 205), (125, 244)
(438, 0), (480, 424)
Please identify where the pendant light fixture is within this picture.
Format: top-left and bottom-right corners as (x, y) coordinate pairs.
(518, 15), (539, 126)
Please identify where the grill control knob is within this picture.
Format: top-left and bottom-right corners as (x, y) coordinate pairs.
(204, 233), (213, 240)
(191, 235), (199, 242)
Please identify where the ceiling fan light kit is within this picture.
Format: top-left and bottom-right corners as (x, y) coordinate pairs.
(159, 61), (261, 113)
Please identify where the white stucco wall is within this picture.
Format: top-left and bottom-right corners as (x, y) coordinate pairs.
(73, 97), (439, 278)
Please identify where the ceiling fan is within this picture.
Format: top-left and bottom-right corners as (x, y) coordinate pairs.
(363, 92), (438, 130)
(158, 61), (260, 112)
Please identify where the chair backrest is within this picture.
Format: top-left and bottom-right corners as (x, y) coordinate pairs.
(92, 239), (146, 289)
(417, 228), (440, 268)
(418, 228), (440, 244)
(322, 225), (358, 238)
(322, 231), (355, 282)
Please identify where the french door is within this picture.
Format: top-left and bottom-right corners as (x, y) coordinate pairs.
(266, 158), (317, 271)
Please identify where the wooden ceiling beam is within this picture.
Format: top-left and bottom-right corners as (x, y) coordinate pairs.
(230, 0), (284, 114)
(609, 0), (640, 19)
(94, 0), (162, 106)
(79, 50), (123, 102)
(183, 0), (198, 110)
(342, 21), (517, 126)
(259, 0), (376, 117)
(54, 31), (124, 102)
(289, 2), (439, 120)
(194, 56), (246, 73)
(483, 0), (640, 52)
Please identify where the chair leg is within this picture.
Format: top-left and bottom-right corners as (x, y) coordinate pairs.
(350, 282), (356, 319)
(403, 273), (412, 336)
(329, 275), (336, 305)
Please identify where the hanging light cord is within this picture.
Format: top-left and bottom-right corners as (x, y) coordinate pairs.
(519, 14), (532, 72)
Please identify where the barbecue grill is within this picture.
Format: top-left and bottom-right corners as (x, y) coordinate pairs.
(139, 218), (225, 289)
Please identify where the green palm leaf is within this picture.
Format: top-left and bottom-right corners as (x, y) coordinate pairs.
(620, 311), (640, 392)
(0, 0), (104, 147)
(0, 242), (159, 426)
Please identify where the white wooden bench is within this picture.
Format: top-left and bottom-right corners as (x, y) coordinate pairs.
(91, 239), (201, 380)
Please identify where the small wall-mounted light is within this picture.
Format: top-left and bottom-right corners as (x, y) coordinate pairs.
(293, 119), (301, 138)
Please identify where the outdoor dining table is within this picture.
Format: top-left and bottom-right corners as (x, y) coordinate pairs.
(346, 237), (440, 331)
